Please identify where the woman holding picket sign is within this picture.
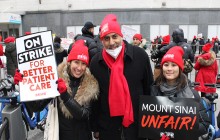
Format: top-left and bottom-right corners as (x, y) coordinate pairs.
(150, 46), (210, 140)
(14, 40), (99, 140)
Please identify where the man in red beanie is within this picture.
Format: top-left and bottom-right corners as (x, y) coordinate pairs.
(133, 33), (142, 46)
(90, 14), (153, 140)
(132, 33), (148, 50)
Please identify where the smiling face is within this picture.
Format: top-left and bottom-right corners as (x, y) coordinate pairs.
(162, 61), (180, 85)
(102, 33), (123, 50)
(70, 60), (87, 78)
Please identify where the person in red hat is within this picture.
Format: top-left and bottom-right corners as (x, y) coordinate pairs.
(194, 43), (218, 97)
(4, 36), (17, 76)
(151, 46), (210, 140)
(90, 14), (153, 140)
(132, 33), (142, 46)
(14, 39), (99, 140)
(132, 33), (147, 49)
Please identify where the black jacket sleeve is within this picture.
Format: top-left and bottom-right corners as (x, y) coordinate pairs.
(60, 92), (91, 120)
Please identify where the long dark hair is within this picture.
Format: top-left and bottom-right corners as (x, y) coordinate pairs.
(155, 67), (187, 90)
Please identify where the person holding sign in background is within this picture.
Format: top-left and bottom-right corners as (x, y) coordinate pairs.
(132, 33), (147, 49)
(14, 39), (99, 140)
(150, 46), (210, 140)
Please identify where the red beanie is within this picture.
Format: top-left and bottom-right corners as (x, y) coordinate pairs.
(25, 32), (31, 35)
(67, 40), (89, 65)
(133, 34), (142, 42)
(4, 36), (15, 43)
(161, 46), (184, 71)
(202, 43), (212, 53)
(161, 35), (170, 45)
(100, 14), (123, 40)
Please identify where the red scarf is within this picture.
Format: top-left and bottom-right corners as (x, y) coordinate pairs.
(102, 42), (134, 127)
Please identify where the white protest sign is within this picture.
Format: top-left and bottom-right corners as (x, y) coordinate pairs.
(61, 38), (73, 50)
(121, 25), (137, 43)
(16, 30), (59, 102)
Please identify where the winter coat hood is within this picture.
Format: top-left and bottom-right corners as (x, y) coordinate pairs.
(197, 51), (216, 66)
(57, 61), (99, 118)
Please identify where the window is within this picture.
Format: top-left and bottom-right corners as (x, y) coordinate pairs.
(150, 25), (169, 41)
(30, 27), (47, 33)
(179, 25), (198, 42)
(208, 25), (220, 40)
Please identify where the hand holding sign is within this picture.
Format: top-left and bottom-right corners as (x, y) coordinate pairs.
(14, 69), (23, 85)
(56, 78), (67, 94)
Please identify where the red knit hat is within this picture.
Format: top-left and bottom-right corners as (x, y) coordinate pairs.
(202, 43), (212, 53)
(133, 34), (142, 42)
(25, 32), (31, 35)
(100, 14), (123, 40)
(161, 35), (170, 45)
(4, 36), (15, 43)
(67, 40), (89, 65)
(161, 46), (184, 71)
